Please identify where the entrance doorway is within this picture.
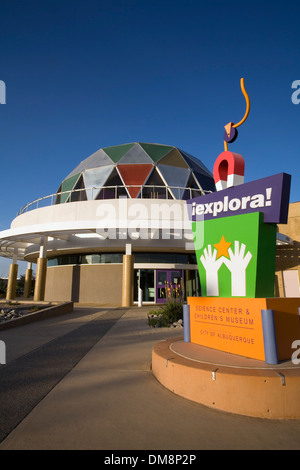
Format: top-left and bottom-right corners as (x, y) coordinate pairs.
(134, 269), (155, 302)
(134, 268), (186, 304)
(156, 269), (183, 303)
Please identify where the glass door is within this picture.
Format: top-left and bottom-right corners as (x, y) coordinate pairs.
(134, 269), (155, 302)
(156, 270), (183, 303)
(156, 270), (168, 303)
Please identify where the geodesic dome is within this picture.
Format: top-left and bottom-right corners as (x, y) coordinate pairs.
(55, 142), (215, 203)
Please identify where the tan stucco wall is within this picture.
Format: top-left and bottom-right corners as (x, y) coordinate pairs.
(276, 201), (300, 297)
(45, 265), (74, 302)
(45, 264), (123, 305)
(78, 264), (122, 304)
(278, 201), (300, 241)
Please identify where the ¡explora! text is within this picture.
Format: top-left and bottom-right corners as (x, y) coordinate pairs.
(191, 188), (272, 219)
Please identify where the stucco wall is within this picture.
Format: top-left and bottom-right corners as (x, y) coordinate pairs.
(45, 264), (123, 305)
(276, 201), (300, 297)
(45, 265), (74, 302)
(78, 264), (123, 304)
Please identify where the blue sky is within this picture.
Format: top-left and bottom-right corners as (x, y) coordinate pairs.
(0, 0), (299, 276)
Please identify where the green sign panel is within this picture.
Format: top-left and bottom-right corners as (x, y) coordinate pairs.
(192, 212), (277, 298)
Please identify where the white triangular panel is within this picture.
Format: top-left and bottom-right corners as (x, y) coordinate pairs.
(82, 165), (114, 200)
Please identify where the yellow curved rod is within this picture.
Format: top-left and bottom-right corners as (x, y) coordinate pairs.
(232, 78), (250, 129)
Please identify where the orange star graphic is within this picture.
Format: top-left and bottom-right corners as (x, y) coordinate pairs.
(214, 235), (231, 259)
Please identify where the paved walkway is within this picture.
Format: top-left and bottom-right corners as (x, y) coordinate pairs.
(0, 305), (300, 450)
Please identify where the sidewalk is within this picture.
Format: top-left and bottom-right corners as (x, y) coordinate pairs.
(0, 305), (300, 450)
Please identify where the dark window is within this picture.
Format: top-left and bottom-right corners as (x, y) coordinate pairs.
(47, 252), (196, 267)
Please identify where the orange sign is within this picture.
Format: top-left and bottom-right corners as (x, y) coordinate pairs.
(188, 297), (300, 361)
(188, 297), (268, 361)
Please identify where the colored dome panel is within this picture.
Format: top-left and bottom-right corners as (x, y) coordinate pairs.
(158, 148), (189, 168)
(60, 173), (81, 203)
(178, 149), (212, 176)
(102, 143), (135, 163)
(118, 143), (153, 164)
(192, 170), (216, 192)
(117, 164), (153, 198)
(157, 165), (190, 199)
(139, 143), (174, 162)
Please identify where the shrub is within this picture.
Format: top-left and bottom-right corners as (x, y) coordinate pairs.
(147, 279), (184, 327)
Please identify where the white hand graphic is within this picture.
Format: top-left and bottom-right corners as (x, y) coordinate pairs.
(200, 245), (223, 296)
(223, 241), (252, 296)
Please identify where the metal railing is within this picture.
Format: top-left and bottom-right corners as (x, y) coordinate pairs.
(17, 185), (211, 215)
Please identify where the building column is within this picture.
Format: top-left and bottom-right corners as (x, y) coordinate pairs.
(23, 262), (33, 299)
(34, 237), (48, 301)
(122, 244), (134, 307)
(6, 250), (18, 301)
